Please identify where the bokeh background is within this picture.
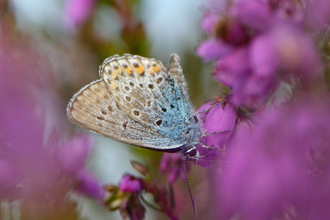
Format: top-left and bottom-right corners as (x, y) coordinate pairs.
(0, 0), (220, 219)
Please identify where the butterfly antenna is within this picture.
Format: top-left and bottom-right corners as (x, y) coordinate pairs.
(193, 100), (223, 116)
(183, 161), (197, 220)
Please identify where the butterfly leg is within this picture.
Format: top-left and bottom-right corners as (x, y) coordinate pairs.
(200, 130), (232, 138)
(192, 100), (223, 117)
(198, 141), (218, 150)
(198, 140), (227, 151)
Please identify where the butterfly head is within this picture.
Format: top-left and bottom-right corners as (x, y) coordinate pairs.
(182, 145), (200, 161)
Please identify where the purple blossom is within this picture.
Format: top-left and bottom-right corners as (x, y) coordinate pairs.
(214, 98), (330, 219)
(271, 25), (321, 82)
(196, 39), (233, 62)
(0, 33), (103, 216)
(215, 48), (250, 87)
(75, 169), (104, 201)
(0, 160), (21, 200)
(63, 0), (96, 30)
(232, 0), (272, 32)
(119, 175), (143, 193)
(59, 134), (93, 174)
(201, 13), (218, 34)
(196, 100), (237, 166)
(198, 0), (322, 108)
(104, 162), (178, 220)
(305, 0), (330, 30)
(249, 34), (278, 78)
(217, 19), (249, 45)
(273, 0), (304, 26)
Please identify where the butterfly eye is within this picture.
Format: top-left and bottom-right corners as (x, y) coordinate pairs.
(184, 147), (197, 158)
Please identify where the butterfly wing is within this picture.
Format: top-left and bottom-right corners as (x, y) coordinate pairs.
(167, 53), (189, 99)
(67, 79), (184, 151)
(98, 54), (192, 141)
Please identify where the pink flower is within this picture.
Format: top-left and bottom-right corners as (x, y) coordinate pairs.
(76, 169), (104, 201)
(196, 39), (233, 62)
(196, 100), (237, 166)
(119, 175), (143, 193)
(199, 101), (236, 149)
(197, 0), (321, 108)
(214, 97), (330, 219)
(273, 0), (304, 26)
(218, 20), (249, 45)
(305, 0), (330, 30)
(0, 32), (103, 217)
(201, 13), (218, 34)
(0, 160), (21, 200)
(232, 0), (272, 32)
(271, 25), (320, 82)
(59, 135), (93, 174)
(63, 0), (96, 29)
(215, 48), (250, 87)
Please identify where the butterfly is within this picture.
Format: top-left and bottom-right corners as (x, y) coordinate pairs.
(66, 54), (201, 159)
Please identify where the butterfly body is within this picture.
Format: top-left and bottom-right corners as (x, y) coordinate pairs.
(67, 54), (200, 157)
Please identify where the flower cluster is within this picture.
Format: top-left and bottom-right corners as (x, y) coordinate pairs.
(197, 0), (321, 108)
(63, 0), (96, 30)
(0, 29), (103, 218)
(196, 99), (237, 166)
(217, 98), (330, 220)
(104, 162), (178, 220)
(194, 0), (330, 219)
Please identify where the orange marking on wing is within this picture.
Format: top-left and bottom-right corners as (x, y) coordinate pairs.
(111, 81), (118, 90)
(111, 63), (124, 76)
(111, 72), (118, 80)
(134, 66), (145, 75)
(153, 65), (159, 72)
(124, 67), (133, 74)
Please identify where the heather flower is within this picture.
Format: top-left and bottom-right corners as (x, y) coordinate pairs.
(104, 175), (145, 220)
(59, 134), (93, 174)
(305, 0), (330, 30)
(215, 97), (330, 219)
(63, 0), (96, 30)
(75, 169), (104, 200)
(274, 0), (304, 26)
(197, 0), (322, 108)
(196, 39), (233, 62)
(271, 25), (320, 82)
(0, 70), (103, 203)
(120, 194), (146, 220)
(213, 18), (249, 45)
(0, 160), (21, 200)
(104, 162), (178, 220)
(201, 13), (218, 34)
(215, 48), (250, 88)
(232, 0), (272, 32)
(0, 32), (103, 217)
(196, 100), (237, 166)
(119, 175), (144, 193)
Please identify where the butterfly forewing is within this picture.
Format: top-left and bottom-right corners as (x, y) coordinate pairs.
(67, 79), (185, 151)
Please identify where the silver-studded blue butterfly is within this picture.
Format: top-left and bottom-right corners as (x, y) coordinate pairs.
(67, 54), (201, 159)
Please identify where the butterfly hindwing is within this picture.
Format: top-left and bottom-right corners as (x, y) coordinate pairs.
(98, 54), (192, 140)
